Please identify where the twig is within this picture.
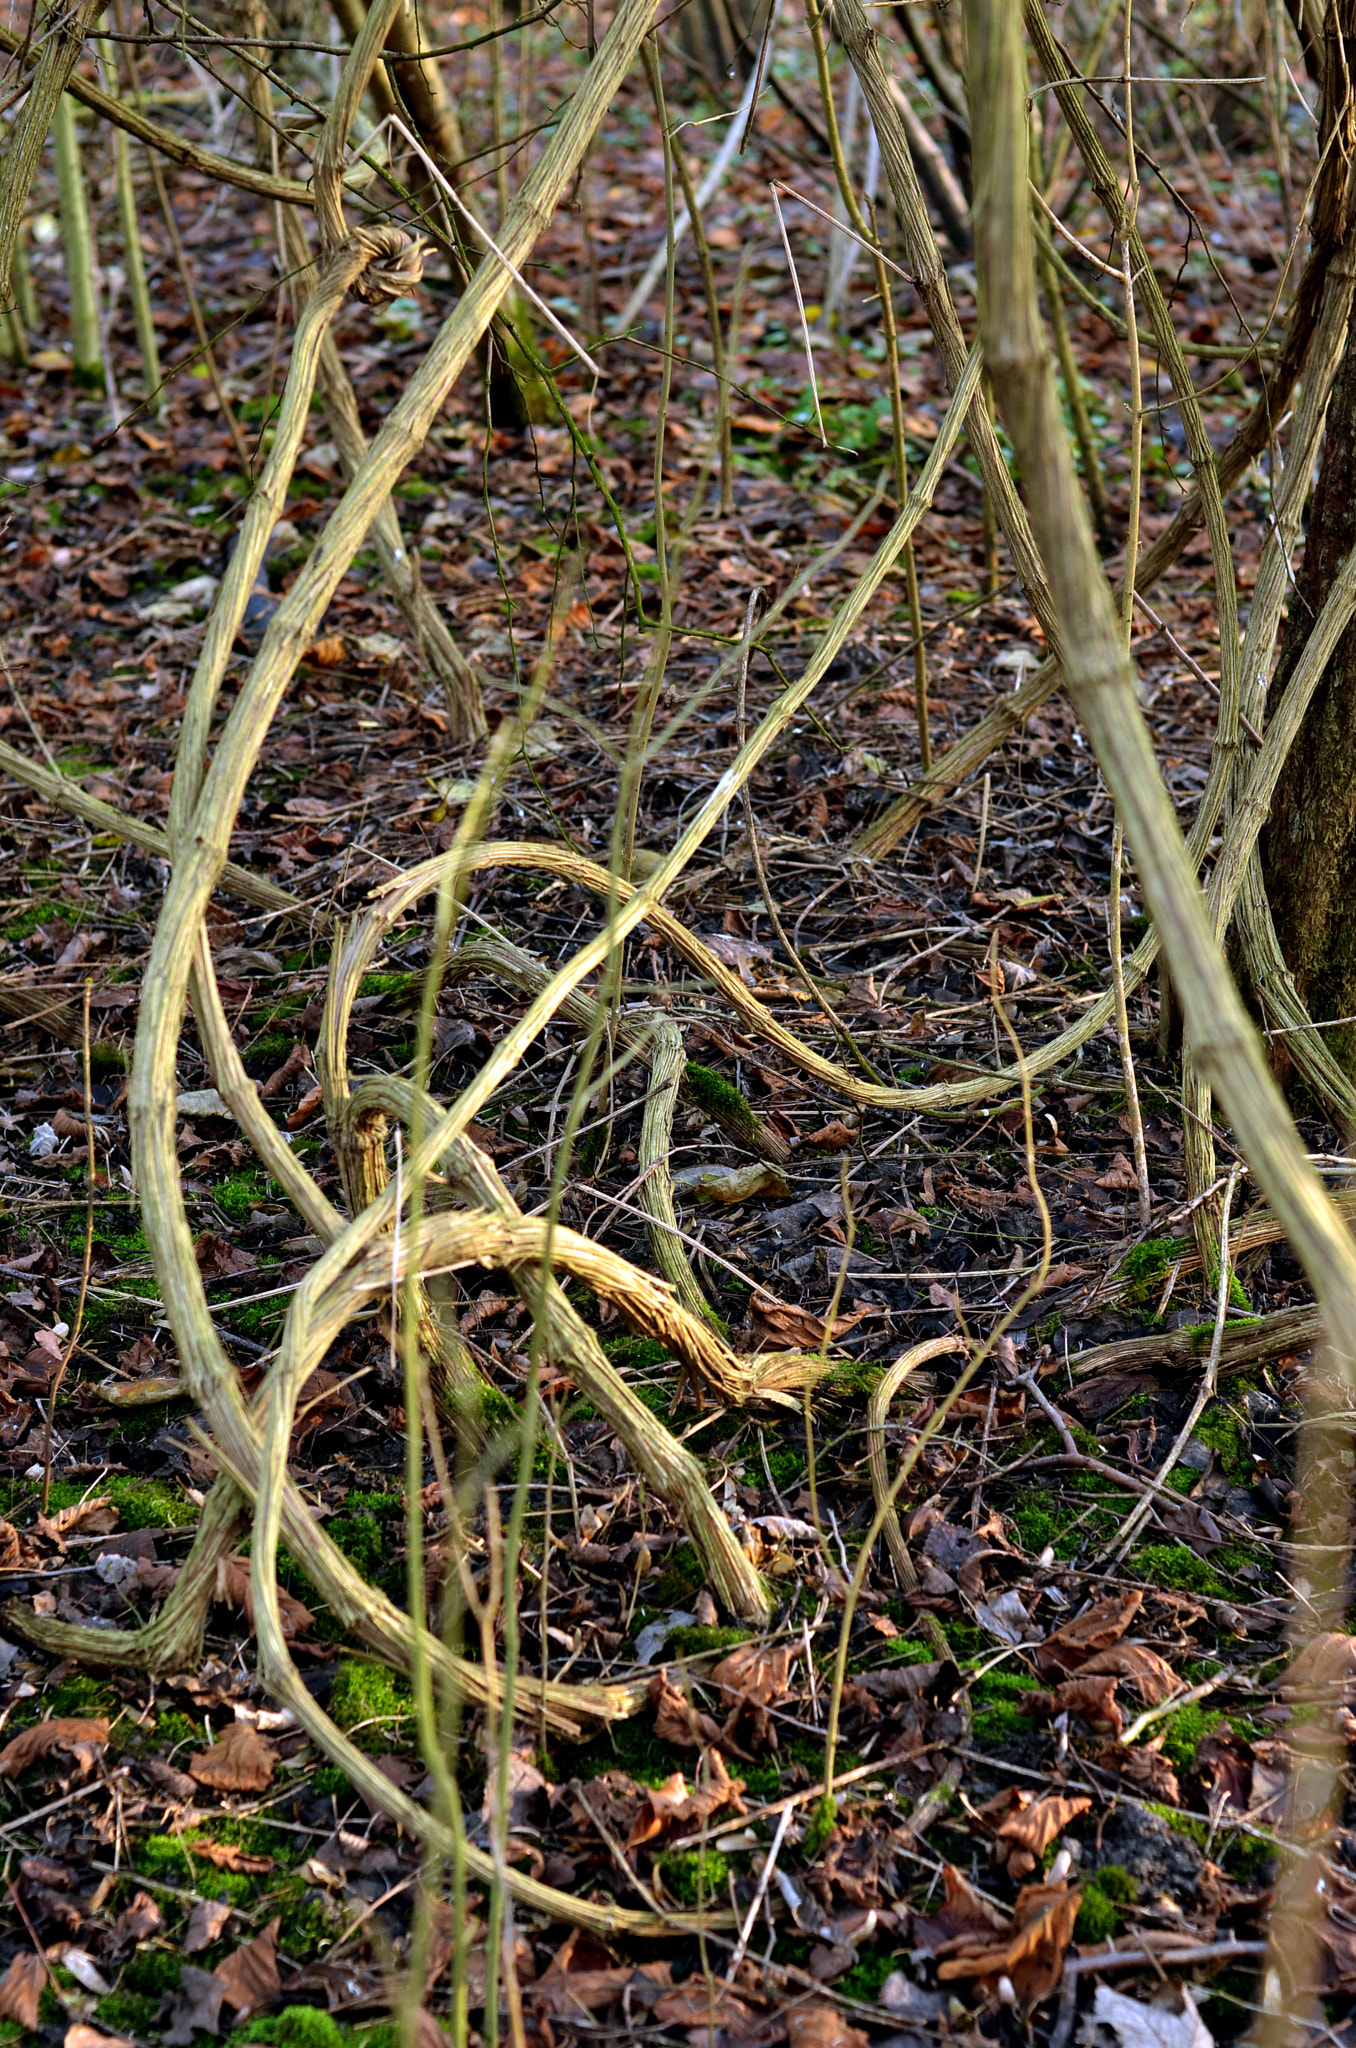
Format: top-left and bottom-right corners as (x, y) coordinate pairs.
(1099, 1164), (1240, 1565)
(42, 980), (95, 1514)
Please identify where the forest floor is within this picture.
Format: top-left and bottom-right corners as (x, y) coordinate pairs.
(0, 12), (1346, 2048)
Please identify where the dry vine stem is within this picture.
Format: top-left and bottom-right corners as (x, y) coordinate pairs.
(964, 0), (1356, 2026)
(850, 0), (1356, 864)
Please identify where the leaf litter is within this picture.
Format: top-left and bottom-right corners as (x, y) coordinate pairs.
(0, 0), (1343, 2042)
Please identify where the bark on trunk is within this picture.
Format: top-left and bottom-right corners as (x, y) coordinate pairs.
(1263, 288), (1356, 1080)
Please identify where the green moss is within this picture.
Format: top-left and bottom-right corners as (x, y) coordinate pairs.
(657, 1847), (726, 1905)
(1116, 1236), (1187, 1307)
(835, 1950), (902, 2003)
(1132, 1543), (1226, 1597)
(1012, 1502), (1059, 1552)
(1157, 1702), (1225, 1769)
(329, 1658), (411, 1747)
(45, 1671), (119, 1721)
(358, 971), (420, 1000)
(761, 1440), (804, 1488)
(1092, 1864), (1138, 1903)
(121, 1947), (183, 1996)
(152, 1709), (201, 1752)
(328, 1494), (401, 1585)
(646, 1538), (705, 1606)
(213, 1168), (276, 1222)
(106, 1475), (195, 1528)
(603, 1333), (675, 1373)
(312, 1763), (357, 1800)
(828, 1358), (883, 1397)
(804, 1793), (838, 1858)
(1075, 1888), (1120, 1942)
(667, 1625), (751, 1657)
(1192, 1404), (1251, 1484)
(96, 1992), (162, 2036)
(683, 1061), (762, 1138)
(881, 1636), (942, 1665)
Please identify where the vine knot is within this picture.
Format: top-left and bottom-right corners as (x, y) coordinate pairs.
(351, 223), (428, 304)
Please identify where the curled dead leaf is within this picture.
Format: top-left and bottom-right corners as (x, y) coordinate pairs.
(937, 1879), (1081, 2006)
(993, 1793), (1090, 1879)
(625, 1750), (746, 1847)
(188, 1720), (279, 1794)
(1078, 1640), (1180, 1704)
(214, 1917), (280, 2017)
(0, 1716), (109, 1779)
(0, 1952), (45, 2029)
(216, 1553), (314, 1637)
(785, 2003), (871, 2048)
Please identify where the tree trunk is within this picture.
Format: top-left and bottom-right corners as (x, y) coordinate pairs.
(1263, 289), (1356, 1080)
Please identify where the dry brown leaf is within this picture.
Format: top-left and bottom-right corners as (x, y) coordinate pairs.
(184, 1898), (235, 1953)
(626, 1751), (746, 1847)
(1078, 1641), (1180, 1704)
(0, 1716), (109, 1778)
(1096, 1152), (1139, 1190)
(0, 1952), (45, 2029)
(1027, 1674), (1123, 1737)
(188, 1720), (279, 1794)
(191, 1838), (275, 1874)
(994, 1793), (1090, 1878)
(652, 1985), (756, 2035)
(709, 1641), (791, 1708)
(112, 1890), (162, 1944)
(749, 1288), (868, 1350)
(937, 1881), (1080, 2007)
(65, 2028), (136, 2048)
(0, 1518), (21, 1568)
(1036, 1591), (1142, 1674)
(306, 633), (347, 667)
(1096, 1737), (1182, 1806)
(216, 1554), (314, 1637)
(531, 1966), (634, 2015)
(1283, 1632), (1356, 1699)
(36, 1495), (118, 1544)
(214, 1917), (280, 2016)
(801, 1121), (859, 1150)
(785, 2003), (871, 2048)
(648, 1671), (726, 1752)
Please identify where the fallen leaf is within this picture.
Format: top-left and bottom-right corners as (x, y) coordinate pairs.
(214, 1917), (280, 2016)
(994, 1793), (1091, 1878)
(671, 1161), (790, 1204)
(802, 1120), (859, 1149)
(37, 1494), (117, 1542)
(938, 1879), (1081, 2007)
(1283, 1631), (1356, 1699)
(194, 1231), (255, 1277)
(785, 2004), (870, 2048)
(1096, 1152), (1140, 1190)
(0, 1952), (44, 2029)
(626, 1750), (746, 1847)
(1038, 1261), (1091, 1290)
(1096, 1737), (1181, 1805)
(1086, 1983), (1214, 2048)
(184, 1898), (235, 1952)
(1078, 1640), (1180, 1704)
(306, 633), (346, 666)
(651, 1984), (756, 2035)
(1036, 1591), (1142, 1674)
(163, 1965), (227, 2045)
(648, 1670), (726, 1752)
(65, 2027), (137, 2048)
(188, 1720), (279, 1793)
(192, 1838), (276, 1874)
(709, 1641), (791, 1708)
(112, 1889), (162, 1944)
(749, 1288), (868, 1350)
(1027, 1674), (1123, 1737)
(216, 1554), (314, 1637)
(0, 1716), (109, 1778)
